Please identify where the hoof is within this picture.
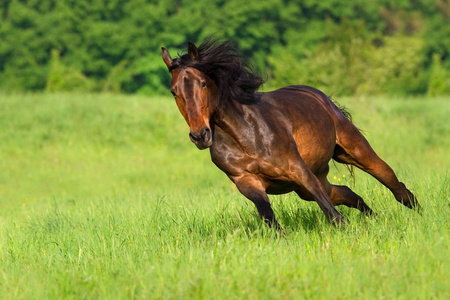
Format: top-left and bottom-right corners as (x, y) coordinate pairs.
(332, 213), (347, 227)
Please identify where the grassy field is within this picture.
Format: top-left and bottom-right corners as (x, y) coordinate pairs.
(0, 92), (449, 299)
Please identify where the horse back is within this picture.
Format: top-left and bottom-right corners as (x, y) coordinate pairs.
(257, 85), (339, 172)
(271, 85), (349, 121)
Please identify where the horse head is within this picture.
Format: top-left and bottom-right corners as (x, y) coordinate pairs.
(162, 43), (218, 149)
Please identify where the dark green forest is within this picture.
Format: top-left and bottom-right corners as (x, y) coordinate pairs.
(0, 0), (449, 96)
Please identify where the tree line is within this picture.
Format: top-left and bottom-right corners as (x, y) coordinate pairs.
(0, 0), (449, 96)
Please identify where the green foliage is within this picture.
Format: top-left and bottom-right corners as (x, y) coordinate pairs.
(427, 53), (450, 95)
(0, 93), (449, 299)
(359, 35), (428, 95)
(268, 34), (428, 95)
(46, 49), (93, 92)
(0, 0), (449, 95)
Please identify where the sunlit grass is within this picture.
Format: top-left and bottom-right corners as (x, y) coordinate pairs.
(0, 93), (449, 299)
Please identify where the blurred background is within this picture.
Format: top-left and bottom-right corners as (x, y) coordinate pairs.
(0, 0), (449, 96)
(0, 0), (449, 203)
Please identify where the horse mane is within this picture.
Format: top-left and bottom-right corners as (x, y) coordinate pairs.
(170, 38), (264, 104)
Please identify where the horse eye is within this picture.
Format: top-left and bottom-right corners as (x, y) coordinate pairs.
(201, 81), (207, 89)
(170, 90), (176, 97)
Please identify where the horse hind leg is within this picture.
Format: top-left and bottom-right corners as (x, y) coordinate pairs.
(333, 120), (421, 211)
(329, 184), (373, 215)
(295, 166), (372, 215)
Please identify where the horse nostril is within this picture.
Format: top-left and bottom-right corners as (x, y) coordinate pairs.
(189, 131), (201, 141)
(201, 127), (211, 140)
(189, 127), (211, 144)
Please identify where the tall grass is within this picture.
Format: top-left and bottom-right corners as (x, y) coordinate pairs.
(0, 93), (449, 299)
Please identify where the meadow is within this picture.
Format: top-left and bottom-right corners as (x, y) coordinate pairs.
(0, 92), (449, 299)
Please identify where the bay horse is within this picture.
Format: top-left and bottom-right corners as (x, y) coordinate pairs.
(161, 38), (420, 229)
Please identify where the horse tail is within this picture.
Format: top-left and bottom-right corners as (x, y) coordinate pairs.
(328, 96), (352, 122)
(327, 96), (356, 180)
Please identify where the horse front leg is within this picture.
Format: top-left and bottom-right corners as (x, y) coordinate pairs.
(232, 174), (282, 230)
(289, 159), (345, 226)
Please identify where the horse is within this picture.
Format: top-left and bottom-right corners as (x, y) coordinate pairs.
(161, 38), (420, 229)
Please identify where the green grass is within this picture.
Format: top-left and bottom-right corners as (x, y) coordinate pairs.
(0, 93), (449, 299)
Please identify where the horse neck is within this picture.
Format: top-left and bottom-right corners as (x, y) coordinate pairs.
(211, 97), (253, 143)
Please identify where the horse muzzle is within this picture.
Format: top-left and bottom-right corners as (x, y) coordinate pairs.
(189, 127), (212, 150)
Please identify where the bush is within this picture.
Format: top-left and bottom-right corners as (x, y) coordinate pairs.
(46, 50), (93, 92)
(267, 34), (428, 96)
(1, 0), (449, 95)
(359, 35), (427, 95)
(427, 53), (450, 96)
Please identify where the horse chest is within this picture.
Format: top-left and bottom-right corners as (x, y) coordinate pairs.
(210, 136), (298, 181)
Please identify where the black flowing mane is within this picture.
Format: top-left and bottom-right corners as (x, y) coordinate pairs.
(170, 38), (264, 104)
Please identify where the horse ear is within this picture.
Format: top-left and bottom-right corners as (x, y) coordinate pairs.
(188, 42), (199, 61)
(161, 47), (173, 69)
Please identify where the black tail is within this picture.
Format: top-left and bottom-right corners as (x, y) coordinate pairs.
(329, 97), (352, 122)
(329, 96), (355, 180)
